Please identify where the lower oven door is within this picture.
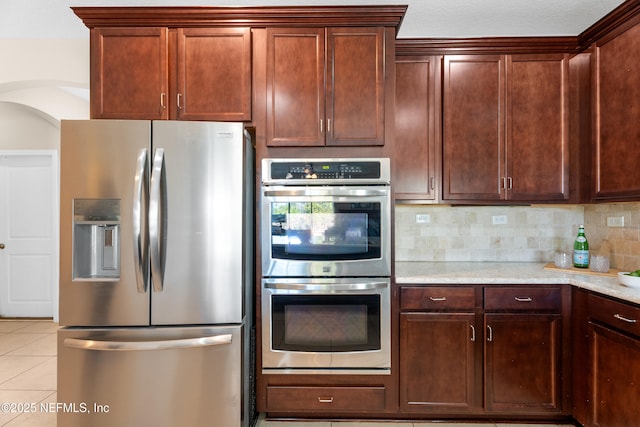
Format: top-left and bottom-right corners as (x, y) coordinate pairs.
(261, 277), (390, 374)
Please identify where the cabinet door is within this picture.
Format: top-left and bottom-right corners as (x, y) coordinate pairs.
(507, 54), (569, 201)
(176, 28), (251, 121)
(91, 27), (168, 119)
(589, 322), (640, 427)
(266, 28), (325, 146)
(399, 312), (480, 413)
(443, 55), (505, 201)
(593, 23), (640, 201)
(485, 313), (562, 414)
(326, 27), (385, 146)
(394, 56), (441, 201)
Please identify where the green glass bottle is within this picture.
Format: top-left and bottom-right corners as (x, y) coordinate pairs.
(573, 225), (589, 268)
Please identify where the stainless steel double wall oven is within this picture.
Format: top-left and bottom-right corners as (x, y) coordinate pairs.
(261, 158), (391, 374)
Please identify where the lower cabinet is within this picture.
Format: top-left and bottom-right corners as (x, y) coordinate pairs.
(399, 284), (567, 417)
(581, 293), (640, 427)
(266, 385), (385, 412)
(588, 323), (640, 426)
(400, 312), (479, 412)
(399, 286), (480, 413)
(485, 313), (562, 413)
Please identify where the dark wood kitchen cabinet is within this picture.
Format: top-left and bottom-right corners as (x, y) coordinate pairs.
(90, 27), (251, 121)
(394, 55), (442, 201)
(399, 284), (568, 417)
(399, 286), (480, 413)
(90, 27), (168, 119)
(266, 27), (386, 146)
(484, 287), (563, 414)
(576, 293), (640, 427)
(442, 54), (569, 203)
(592, 21), (640, 201)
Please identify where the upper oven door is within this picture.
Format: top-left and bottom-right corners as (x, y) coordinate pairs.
(261, 185), (391, 277)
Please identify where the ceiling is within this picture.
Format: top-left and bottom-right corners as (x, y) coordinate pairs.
(0, 0), (628, 39)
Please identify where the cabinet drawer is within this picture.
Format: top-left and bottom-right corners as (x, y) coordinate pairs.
(589, 294), (640, 338)
(484, 286), (561, 311)
(266, 385), (385, 412)
(400, 286), (476, 311)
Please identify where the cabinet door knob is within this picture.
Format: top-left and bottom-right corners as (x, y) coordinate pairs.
(0, 243), (5, 249)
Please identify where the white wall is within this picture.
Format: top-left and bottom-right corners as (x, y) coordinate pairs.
(0, 38), (90, 133)
(0, 103), (60, 150)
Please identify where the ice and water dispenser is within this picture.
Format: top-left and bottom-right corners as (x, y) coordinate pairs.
(73, 199), (121, 281)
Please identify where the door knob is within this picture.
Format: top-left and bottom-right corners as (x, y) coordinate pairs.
(0, 243), (4, 249)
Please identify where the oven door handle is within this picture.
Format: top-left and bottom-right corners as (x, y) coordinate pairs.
(263, 188), (388, 198)
(264, 281), (388, 292)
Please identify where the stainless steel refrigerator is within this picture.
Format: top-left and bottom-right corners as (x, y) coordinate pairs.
(57, 120), (254, 427)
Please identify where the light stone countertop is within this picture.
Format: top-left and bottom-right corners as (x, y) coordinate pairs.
(395, 262), (640, 306)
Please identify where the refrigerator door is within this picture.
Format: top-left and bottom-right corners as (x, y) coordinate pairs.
(59, 120), (151, 327)
(150, 121), (247, 325)
(57, 325), (245, 427)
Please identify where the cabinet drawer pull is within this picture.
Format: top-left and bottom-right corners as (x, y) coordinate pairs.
(614, 313), (637, 324)
(318, 397), (334, 403)
(429, 296), (447, 301)
(514, 297), (533, 302)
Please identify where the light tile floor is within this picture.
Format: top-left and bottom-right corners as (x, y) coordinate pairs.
(0, 320), (576, 427)
(0, 320), (58, 426)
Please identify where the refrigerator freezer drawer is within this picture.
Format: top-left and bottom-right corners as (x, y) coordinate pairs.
(57, 325), (245, 427)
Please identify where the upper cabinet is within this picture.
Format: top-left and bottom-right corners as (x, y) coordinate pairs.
(90, 27), (168, 120)
(90, 26), (251, 121)
(592, 22), (640, 201)
(442, 53), (569, 203)
(394, 55), (442, 201)
(175, 28), (252, 121)
(266, 27), (386, 147)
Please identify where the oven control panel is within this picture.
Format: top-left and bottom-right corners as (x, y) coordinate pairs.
(264, 159), (389, 183)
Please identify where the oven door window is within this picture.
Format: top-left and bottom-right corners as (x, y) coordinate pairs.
(270, 201), (381, 261)
(271, 294), (380, 352)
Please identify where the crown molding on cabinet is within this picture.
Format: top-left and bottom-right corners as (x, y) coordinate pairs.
(72, 5), (407, 33)
(578, 0), (640, 47)
(395, 37), (579, 55)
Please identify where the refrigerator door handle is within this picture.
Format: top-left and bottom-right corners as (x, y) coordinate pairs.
(133, 149), (149, 293)
(63, 334), (233, 352)
(149, 148), (165, 292)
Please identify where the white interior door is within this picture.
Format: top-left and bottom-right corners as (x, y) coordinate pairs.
(0, 152), (58, 318)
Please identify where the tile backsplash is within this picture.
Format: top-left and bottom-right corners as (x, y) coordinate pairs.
(395, 202), (640, 269)
(584, 202), (640, 271)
